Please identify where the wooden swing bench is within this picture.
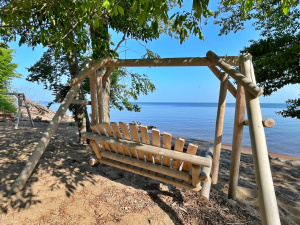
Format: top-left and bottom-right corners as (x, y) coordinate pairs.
(83, 122), (213, 200)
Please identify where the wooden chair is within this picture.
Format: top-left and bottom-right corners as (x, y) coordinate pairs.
(83, 122), (213, 201)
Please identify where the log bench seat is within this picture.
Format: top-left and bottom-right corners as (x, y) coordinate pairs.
(83, 122), (213, 198)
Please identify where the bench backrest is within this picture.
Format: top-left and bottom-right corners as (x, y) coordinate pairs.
(90, 122), (200, 173)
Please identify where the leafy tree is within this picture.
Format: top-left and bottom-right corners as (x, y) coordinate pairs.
(213, 0), (300, 119)
(0, 0), (213, 141)
(0, 42), (21, 113)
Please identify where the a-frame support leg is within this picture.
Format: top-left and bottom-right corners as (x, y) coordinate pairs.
(10, 82), (82, 194)
(242, 54), (280, 225)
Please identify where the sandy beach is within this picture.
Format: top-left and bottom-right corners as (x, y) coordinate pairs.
(0, 109), (299, 224)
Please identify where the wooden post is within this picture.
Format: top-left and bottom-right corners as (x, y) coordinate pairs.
(200, 145), (213, 202)
(10, 82), (82, 194)
(242, 53), (280, 225)
(192, 165), (201, 189)
(228, 84), (246, 199)
(211, 73), (229, 184)
(15, 95), (22, 129)
(96, 70), (103, 124)
(206, 51), (264, 98)
(22, 94), (34, 127)
(90, 72), (98, 125)
(244, 118), (275, 128)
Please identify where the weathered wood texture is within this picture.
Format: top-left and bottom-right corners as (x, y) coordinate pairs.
(90, 72), (98, 125)
(206, 51), (263, 97)
(242, 53), (280, 225)
(208, 66), (237, 98)
(105, 56), (241, 67)
(244, 118), (275, 128)
(211, 73), (229, 184)
(228, 84), (246, 200)
(200, 146), (213, 202)
(10, 82), (82, 194)
(96, 71), (103, 124)
(68, 57), (111, 87)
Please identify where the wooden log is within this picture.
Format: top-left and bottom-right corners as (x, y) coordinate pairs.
(200, 176), (212, 202)
(119, 122), (137, 158)
(105, 56), (241, 67)
(90, 140), (102, 160)
(243, 53), (280, 225)
(208, 66), (237, 98)
(70, 99), (91, 105)
(244, 118), (275, 128)
(228, 84), (246, 200)
(129, 123), (145, 160)
(151, 129), (162, 165)
(99, 158), (201, 191)
(140, 125), (152, 162)
(68, 57), (111, 87)
(101, 66), (115, 85)
(182, 144), (198, 172)
(96, 71), (103, 124)
(206, 51), (263, 98)
(101, 151), (192, 181)
(162, 133), (172, 167)
(82, 132), (211, 167)
(90, 72), (98, 125)
(211, 73), (229, 184)
(192, 165), (201, 188)
(172, 138), (185, 169)
(89, 157), (98, 166)
(10, 82), (82, 194)
(22, 94), (34, 127)
(15, 96), (22, 129)
(200, 145), (213, 183)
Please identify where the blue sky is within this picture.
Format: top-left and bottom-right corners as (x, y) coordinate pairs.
(8, 2), (299, 104)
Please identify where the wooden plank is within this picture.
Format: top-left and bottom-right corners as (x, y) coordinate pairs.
(111, 122), (130, 156)
(102, 123), (123, 155)
(129, 123), (144, 160)
(242, 53), (280, 225)
(10, 81), (82, 194)
(172, 138), (185, 170)
(91, 125), (110, 152)
(82, 132), (211, 168)
(119, 122), (137, 158)
(140, 125), (152, 162)
(95, 124), (115, 152)
(68, 57), (111, 87)
(90, 140), (102, 159)
(208, 66), (237, 98)
(162, 133), (172, 167)
(182, 144), (198, 172)
(228, 84), (246, 200)
(99, 158), (201, 191)
(105, 56), (241, 67)
(101, 151), (192, 181)
(96, 71), (103, 124)
(90, 72), (98, 125)
(206, 51), (263, 97)
(211, 73), (229, 184)
(151, 129), (162, 165)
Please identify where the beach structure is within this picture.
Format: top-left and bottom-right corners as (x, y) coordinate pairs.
(10, 51), (280, 225)
(0, 92), (34, 129)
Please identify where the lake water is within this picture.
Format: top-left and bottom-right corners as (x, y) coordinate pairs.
(47, 102), (300, 158)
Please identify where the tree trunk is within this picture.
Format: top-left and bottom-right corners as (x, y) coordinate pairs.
(90, 20), (111, 122)
(66, 50), (88, 143)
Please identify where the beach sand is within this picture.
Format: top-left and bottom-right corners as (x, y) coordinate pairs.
(0, 109), (299, 224)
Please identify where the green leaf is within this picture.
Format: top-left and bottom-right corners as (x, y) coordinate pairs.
(117, 6), (124, 15)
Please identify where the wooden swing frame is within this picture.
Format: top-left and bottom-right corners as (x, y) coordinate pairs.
(10, 51), (280, 225)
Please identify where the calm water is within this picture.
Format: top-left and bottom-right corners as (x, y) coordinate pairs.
(47, 102), (300, 158)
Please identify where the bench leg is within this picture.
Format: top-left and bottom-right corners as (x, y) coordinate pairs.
(192, 165), (201, 188)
